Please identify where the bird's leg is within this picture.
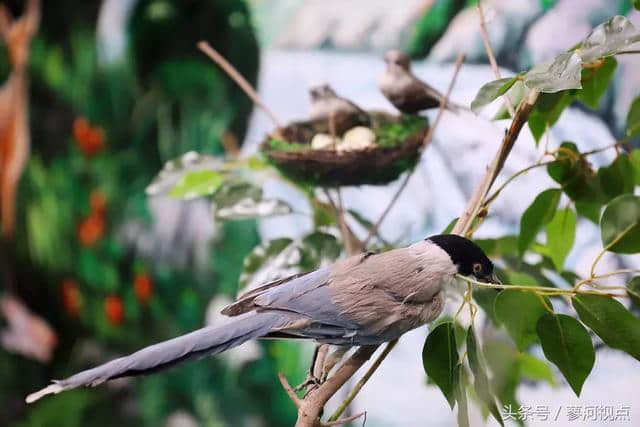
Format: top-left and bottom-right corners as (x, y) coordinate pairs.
(294, 344), (327, 394)
(320, 346), (349, 382)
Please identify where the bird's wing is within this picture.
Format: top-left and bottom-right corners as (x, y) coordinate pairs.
(223, 266), (363, 332)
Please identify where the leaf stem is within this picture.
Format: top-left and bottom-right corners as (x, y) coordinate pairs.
(589, 222), (636, 278)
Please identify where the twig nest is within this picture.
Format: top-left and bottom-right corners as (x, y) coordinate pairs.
(261, 112), (429, 186)
(337, 127), (376, 152)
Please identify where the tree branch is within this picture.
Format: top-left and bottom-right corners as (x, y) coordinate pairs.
(476, 0), (515, 117)
(452, 89), (539, 236)
(197, 41), (284, 131)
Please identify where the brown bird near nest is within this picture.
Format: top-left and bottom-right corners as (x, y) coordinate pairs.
(379, 50), (463, 114)
(308, 84), (370, 135)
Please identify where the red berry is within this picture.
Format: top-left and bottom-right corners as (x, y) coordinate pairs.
(72, 117), (90, 144)
(61, 279), (82, 317)
(104, 295), (124, 325)
(134, 273), (153, 304)
(89, 190), (107, 215)
(77, 213), (105, 247)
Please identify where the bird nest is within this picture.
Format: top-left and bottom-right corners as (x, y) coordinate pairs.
(260, 113), (428, 186)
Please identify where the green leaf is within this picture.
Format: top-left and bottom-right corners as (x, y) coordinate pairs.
(630, 150), (640, 185)
(577, 16), (640, 63)
(545, 207), (576, 270)
(524, 51), (582, 93)
(576, 57), (617, 109)
(575, 200), (601, 223)
(212, 180), (293, 220)
(519, 353), (555, 385)
(528, 92), (574, 142)
(494, 290), (550, 351)
(467, 326), (504, 426)
(453, 364), (470, 427)
(573, 294), (640, 362)
(598, 154), (635, 200)
(635, 0), (640, 11)
(547, 142), (605, 203)
(470, 76), (519, 113)
(423, 321), (459, 408)
(629, 276), (640, 307)
(493, 81), (526, 120)
(627, 97), (640, 138)
(536, 313), (595, 396)
(169, 170), (225, 199)
(600, 194), (640, 253)
(473, 288), (500, 324)
(518, 189), (562, 256)
(146, 151), (224, 196)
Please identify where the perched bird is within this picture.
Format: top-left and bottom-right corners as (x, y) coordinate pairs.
(308, 84), (370, 135)
(26, 234), (497, 403)
(379, 49), (462, 114)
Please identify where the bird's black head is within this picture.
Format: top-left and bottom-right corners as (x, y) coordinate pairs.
(427, 234), (498, 283)
(309, 84), (336, 101)
(384, 49), (410, 70)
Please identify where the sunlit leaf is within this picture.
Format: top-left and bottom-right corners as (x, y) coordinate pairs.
(528, 92), (574, 142)
(577, 15), (640, 63)
(576, 57), (617, 109)
(524, 52), (582, 93)
(545, 207), (576, 270)
(467, 326), (504, 426)
(627, 97), (640, 138)
(169, 170), (225, 199)
(423, 321), (458, 408)
(495, 290), (550, 351)
(518, 189), (562, 256)
(573, 294), (640, 362)
(212, 181), (292, 220)
(453, 363), (469, 427)
(493, 81), (526, 120)
(536, 313), (594, 397)
(146, 151), (224, 196)
(519, 353), (555, 385)
(600, 194), (640, 253)
(471, 76), (519, 113)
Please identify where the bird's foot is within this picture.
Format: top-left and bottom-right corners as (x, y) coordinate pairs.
(294, 374), (322, 397)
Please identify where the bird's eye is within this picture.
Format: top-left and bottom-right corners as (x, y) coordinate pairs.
(472, 263), (483, 275)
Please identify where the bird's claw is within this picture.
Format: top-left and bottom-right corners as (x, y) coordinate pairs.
(294, 374), (322, 396)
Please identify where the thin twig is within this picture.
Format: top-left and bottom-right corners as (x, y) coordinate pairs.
(482, 160), (555, 208)
(362, 53), (466, 247)
(197, 41), (283, 130)
(452, 89), (540, 236)
(323, 412), (366, 427)
(279, 372), (302, 408)
(322, 188), (362, 253)
(328, 340), (398, 422)
(477, 0), (515, 117)
(615, 50), (640, 56)
(589, 223), (637, 278)
(336, 188), (357, 255)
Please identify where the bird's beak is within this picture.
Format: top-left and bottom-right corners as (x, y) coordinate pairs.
(487, 272), (501, 284)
